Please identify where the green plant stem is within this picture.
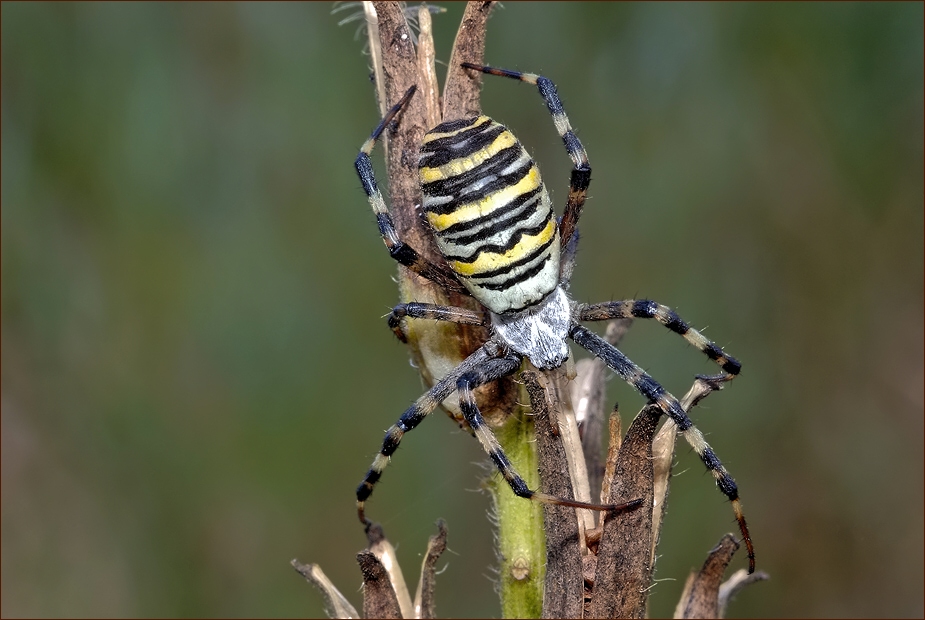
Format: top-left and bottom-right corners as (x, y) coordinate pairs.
(488, 405), (545, 619)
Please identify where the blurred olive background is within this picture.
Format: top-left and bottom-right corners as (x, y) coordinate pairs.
(2, 2), (922, 618)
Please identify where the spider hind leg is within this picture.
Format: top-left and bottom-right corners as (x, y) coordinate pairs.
(569, 323), (755, 573)
(457, 353), (641, 515)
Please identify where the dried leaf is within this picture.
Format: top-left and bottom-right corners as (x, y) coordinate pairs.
(443, 1), (496, 121)
(291, 560), (360, 619)
(718, 568), (769, 618)
(358, 549), (404, 619)
(651, 378), (719, 565)
(673, 534), (738, 619)
(413, 520), (449, 619)
(588, 405), (660, 619)
(415, 4), (441, 129)
(366, 524), (414, 619)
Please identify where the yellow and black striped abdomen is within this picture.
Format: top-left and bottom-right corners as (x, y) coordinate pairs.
(419, 116), (560, 315)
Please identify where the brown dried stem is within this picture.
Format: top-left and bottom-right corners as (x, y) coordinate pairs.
(294, 5), (767, 618)
(523, 369), (584, 619)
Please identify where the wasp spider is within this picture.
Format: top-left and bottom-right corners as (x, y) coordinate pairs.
(353, 64), (754, 573)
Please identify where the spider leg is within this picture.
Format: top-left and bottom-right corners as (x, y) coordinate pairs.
(461, 63), (590, 253)
(355, 85), (468, 294)
(356, 343), (496, 529)
(387, 302), (488, 343)
(569, 323), (756, 573)
(576, 300), (741, 381)
(457, 354), (643, 515)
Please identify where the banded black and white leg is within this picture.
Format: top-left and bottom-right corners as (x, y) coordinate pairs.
(568, 324), (755, 573)
(461, 63), (591, 252)
(355, 85), (469, 294)
(356, 340), (642, 529)
(576, 300), (742, 382)
(356, 343), (495, 528)
(387, 302), (488, 343)
(456, 352), (642, 514)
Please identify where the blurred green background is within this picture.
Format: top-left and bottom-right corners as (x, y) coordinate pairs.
(2, 2), (922, 617)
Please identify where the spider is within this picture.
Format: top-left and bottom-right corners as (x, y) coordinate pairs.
(353, 63), (755, 573)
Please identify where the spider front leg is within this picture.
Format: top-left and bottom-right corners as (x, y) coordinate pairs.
(569, 324), (756, 573)
(355, 85), (468, 294)
(576, 299), (742, 382)
(461, 63), (591, 252)
(387, 302), (488, 343)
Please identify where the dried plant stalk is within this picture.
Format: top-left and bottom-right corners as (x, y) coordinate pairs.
(361, 4), (551, 616)
(523, 369), (583, 619)
(293, 5), (767, 618)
